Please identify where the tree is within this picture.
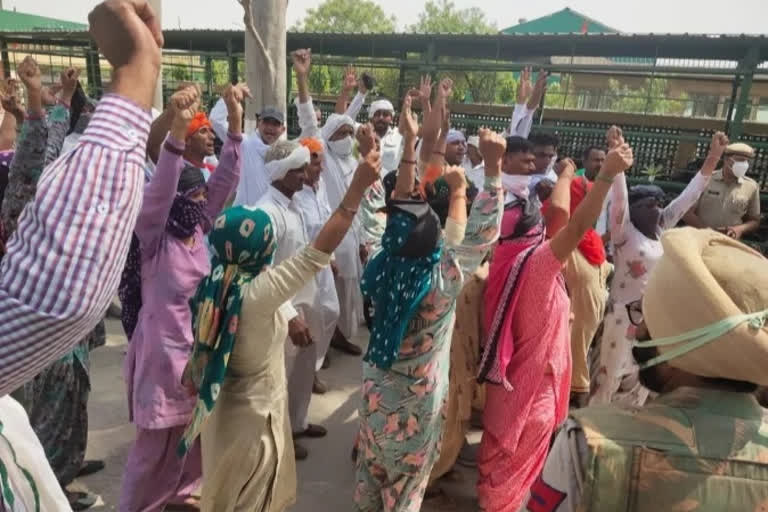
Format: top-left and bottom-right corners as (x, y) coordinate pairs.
(292, 0), (396, 33)
(408, 1), (500, 104)
(408, 0), (496, 34)
(239, 0), (288, 131)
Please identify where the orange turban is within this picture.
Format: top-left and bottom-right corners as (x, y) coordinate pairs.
(300, 137), (323, 155)
(186, 112), (212, 138)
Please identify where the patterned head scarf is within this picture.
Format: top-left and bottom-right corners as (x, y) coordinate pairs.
(178, 206), (276, 455)
(361, 200), (443, 369)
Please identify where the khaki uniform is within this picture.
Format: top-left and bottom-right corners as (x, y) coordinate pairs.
(693, 170), (760, 229)
(528, 387), (768, 511)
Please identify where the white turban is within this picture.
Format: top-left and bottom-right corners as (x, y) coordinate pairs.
(321, 113), (355, 142)
(446, 129), (466, 144)
(467, 135), (480, 149)
(265, 145), (310, 182)
(368, 99), (394, 119)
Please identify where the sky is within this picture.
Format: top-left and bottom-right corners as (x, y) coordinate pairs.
(11, 0), (768, 34)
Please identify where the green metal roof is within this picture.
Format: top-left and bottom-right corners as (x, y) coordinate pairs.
(0, 9), (86, 32)
(501, 7), (618, 35)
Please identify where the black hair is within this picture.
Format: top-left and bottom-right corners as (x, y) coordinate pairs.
(582, 145), (604, 161)
(424, 177), (479, 228)
(505, 136), (534, 155)
(528, 131), (560, 150)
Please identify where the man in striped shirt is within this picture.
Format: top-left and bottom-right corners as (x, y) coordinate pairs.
(0, 0), (163, 509)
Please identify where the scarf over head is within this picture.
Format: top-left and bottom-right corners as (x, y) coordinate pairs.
(186, 112), (212, 139)
(361, 200), (443, 369)
(300, 136), (324, 155)
(118, 165), (208, 339)
(321, 113), (355, 143)
(265, 145), (310, 182)
(178, 206), (276, 455)
(478, 199), (545, 387)
(640, 228), (768, 385)
(368, 99), (394, 119)
(446, 129), (466, 145)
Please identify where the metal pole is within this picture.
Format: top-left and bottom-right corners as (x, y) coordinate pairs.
(723, 74), (741, 133)
(0, 39), (10, 80)
(730, 47), (759, 140)
(148, 0), (163, 111)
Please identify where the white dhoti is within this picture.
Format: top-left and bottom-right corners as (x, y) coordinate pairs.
(285, 265), (340, 432)
(333, 228), (363, 341)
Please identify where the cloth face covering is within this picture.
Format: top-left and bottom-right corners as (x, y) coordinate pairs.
(118, 166), (207, 339)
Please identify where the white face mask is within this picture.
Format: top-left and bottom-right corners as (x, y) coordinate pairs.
(501, 173), (531, 201)
(328, 136), (354, 157)
(731, 160), (749, 179)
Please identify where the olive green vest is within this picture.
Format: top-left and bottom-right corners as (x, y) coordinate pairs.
(571, 387), (768, 511)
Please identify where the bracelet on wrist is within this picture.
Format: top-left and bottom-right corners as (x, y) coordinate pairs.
(595, 174), (614, 184)
(400, 159), (417, 166)
(338, 204), (358, 217)
(433, 151), (445, 156)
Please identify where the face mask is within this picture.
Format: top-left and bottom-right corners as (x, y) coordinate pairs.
(731, 160), (749, 179)
(501, 174), (531, 201)
(328, 136), (354, 157)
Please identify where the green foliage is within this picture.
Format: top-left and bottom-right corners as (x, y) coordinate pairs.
(291, 0), (396, 33)
(408, 0), (496, 34)
(544, 76), (689, 115)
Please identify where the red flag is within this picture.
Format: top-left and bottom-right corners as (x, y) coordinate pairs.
(581, 19), (589, 33)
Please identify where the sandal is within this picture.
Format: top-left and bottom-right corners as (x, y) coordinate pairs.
(293, 423), (327, 439)
(77, 460), (105, 478)
(65, 490), (98, 511)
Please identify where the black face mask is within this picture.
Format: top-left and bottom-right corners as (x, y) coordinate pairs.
(629, 204), (662, 240)
(388, 199), (441, 259)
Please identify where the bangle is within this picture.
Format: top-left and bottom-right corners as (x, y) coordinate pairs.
(338, 204), (358, 217)
(595, 174), (614, 184)
(400, 159), (417, 165)
(433, 151), (445, 156)
(450, 193), (467, 201)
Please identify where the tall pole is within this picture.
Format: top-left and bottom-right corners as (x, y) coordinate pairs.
(148, 0), (163, 111)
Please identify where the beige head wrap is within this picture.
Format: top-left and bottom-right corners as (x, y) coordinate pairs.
(642, 228), (768, 385)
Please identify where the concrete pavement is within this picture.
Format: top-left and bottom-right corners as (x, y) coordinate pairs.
(74, 318), (480, 511)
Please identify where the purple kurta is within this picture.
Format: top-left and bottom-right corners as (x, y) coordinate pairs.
(124, 133), (241, 429)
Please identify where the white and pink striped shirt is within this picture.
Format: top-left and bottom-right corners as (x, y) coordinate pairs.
(0, 93), (149, 396)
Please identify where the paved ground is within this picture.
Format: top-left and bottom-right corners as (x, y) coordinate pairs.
(74, 319), (480, 511)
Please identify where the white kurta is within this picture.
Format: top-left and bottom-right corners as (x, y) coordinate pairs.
(298, 101), (365, 342)
(210, 98), (270, 206)
(0, 396), (71, 511)
(257, 187), (331, 432)
(293, 181), (340, 371)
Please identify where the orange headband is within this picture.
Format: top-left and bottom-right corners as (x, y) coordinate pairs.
(186, 112), (212, 138)
(300, 137), (323, 155)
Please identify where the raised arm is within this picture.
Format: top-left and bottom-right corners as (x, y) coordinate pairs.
(313, 150), (381, 254)
(661, 132), (725, 230)
(43, 68), (80, 166)
(544, 159), (576, 238)
(291, 49), (322, 140)
(419, 77), (450, 168)
(0, 0), (162, 394)
(335, 65), (356, 114)
(135, 86), (199, 253)
(606, 126), (630, 246)
(394, 92), (419, 199)
(455, 129), (505, 274)
(203, 83), (248, 221)
(0, 57), (49, 241)
(208, 96), (230, 143)
(552, 143), (634, 263)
